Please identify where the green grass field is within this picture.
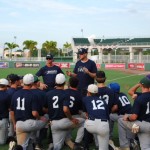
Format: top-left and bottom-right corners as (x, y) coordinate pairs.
(0, 68), (145, 150)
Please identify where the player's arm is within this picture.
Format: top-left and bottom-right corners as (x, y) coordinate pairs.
(123, 114), (138, 121)
(111, 104), (118, 113)
(66, 71), (77, 77)
(10, 111), (16, 130)
(83, 67), (96, 78)
(32, 111), (40, 119)
(63, 106), (79, 124)
(128, 83), (141, 97)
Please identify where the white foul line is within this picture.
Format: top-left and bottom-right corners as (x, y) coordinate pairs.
(107, 72), (149, 82)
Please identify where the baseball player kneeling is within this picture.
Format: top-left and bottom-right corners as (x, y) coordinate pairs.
(83, 84), (110, 150)
(118, 77), (150, 150)
(10, 74), (48, 150)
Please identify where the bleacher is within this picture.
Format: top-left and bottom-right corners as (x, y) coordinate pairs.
(94, 38), (129, 46)
(72, 37), (150, 47)
(73, 38), (90, 46)
(120, 38), (150, 45)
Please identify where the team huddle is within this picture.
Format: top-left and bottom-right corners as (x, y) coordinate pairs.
(0, 48), (150, 150)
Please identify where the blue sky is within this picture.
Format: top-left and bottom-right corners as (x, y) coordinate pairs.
(0, 0), (150, 54)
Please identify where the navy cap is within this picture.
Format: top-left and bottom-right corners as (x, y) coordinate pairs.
(96, 71), (106, 78)
(146, 74), (150, 80)
(7, 74), (21, 82)
(46, 53), (53, 59)
(77, 48), (88, 54)
(108, 82), (120, 93)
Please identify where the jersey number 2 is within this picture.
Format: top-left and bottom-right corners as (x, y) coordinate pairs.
(16, 97), (25, 110)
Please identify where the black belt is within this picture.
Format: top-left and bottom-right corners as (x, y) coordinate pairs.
(88, 117), (107, 122)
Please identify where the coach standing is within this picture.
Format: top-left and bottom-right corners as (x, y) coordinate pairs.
(36, 53), (64, 92)
(66, 48), (97, 96)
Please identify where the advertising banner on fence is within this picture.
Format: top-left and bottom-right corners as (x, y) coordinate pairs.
(96, 64), (101, 69)
(128, 63), (145, 71)
(0, 62), (9, 68)
(54, 62), (70, 68)
(15, 62), (40, 68)
(105, 63), (125, 69)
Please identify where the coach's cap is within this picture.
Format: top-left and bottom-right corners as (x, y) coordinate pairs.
(96, 70), (106, 78)
(55, 73), (66, 84)
(7, 74), (21, 82)
(140, 77), (150, 87)
(87, 84), (98, 93)
(0, 78), (9, 86)
(108, 82), (120, 93)
(46, 53), (53, 60)
(77, 48), (88, 55)
(34, 75), (40, 83)
(23, 74), (34, 85)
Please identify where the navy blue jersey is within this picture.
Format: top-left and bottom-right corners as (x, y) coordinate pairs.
(135, 92), (142, 97)
(30, 89), (46, 116)
(7, 87), (19, 96)
(73, 59), (97, 90)
(0, 91), (11, 119)
(97, 87), (117, 113)
(115, 92), (132, 115)
(10, 89), (39, 121)
(44, 89), (66, 120)
(132, 92), (150, 122)
(36, 65), (63, 89)
(64, 89), (83, 115)
(83, 96), (109, 120)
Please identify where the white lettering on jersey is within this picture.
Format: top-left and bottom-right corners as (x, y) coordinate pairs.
(46, 70), (57, 74)
(16, 97), (25, 110)
(92, 100), (105, 110)
(99, 95), (109, 104)
(69, 96), (75, 108)
(119, 96), (130, 107)
(146, 102), (150, 114)
(52, 96), (59, 108)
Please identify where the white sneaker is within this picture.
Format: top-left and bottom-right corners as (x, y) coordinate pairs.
(109, 140), (119, 150)
(8, 141), (16, 150)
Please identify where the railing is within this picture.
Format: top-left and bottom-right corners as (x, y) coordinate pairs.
(1, 55), (150, 63)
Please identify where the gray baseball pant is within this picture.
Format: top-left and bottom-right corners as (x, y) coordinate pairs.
(118, 118), (150, 150)
(51, 117), (85, 150)
(85, 119), (109, 150)
(0, 118), (9, 144)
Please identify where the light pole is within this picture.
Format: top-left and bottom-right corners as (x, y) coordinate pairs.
(115, 49), (117, 63)
(81, 29), (83, 37)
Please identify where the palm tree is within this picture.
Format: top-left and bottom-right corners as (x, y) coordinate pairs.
(42, 41), (58, 55)
(4, 42), (19, 59)
(23, 40), (38, 57)
(63, 42), (72, 56)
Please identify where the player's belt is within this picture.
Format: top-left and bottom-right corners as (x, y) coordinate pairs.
(88, 117), (107, 122)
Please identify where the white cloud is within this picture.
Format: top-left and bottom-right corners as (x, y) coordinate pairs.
(9, 12), (20, 17)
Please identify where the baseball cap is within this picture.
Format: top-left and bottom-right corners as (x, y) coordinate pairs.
(55, 73), (66, 84)
(96, 71), (106, 78)
(23, 74), (34, 85)
(0, 78), (9, 86)
(77, 48), (88, 55)
(7, 74), (21, 82)
(139, 77), (150, 87)
(108, 82), (120, 93)
(34, 75), (40, 83)
(87, 84), (98, 93)
(46, 53), (53, 60)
